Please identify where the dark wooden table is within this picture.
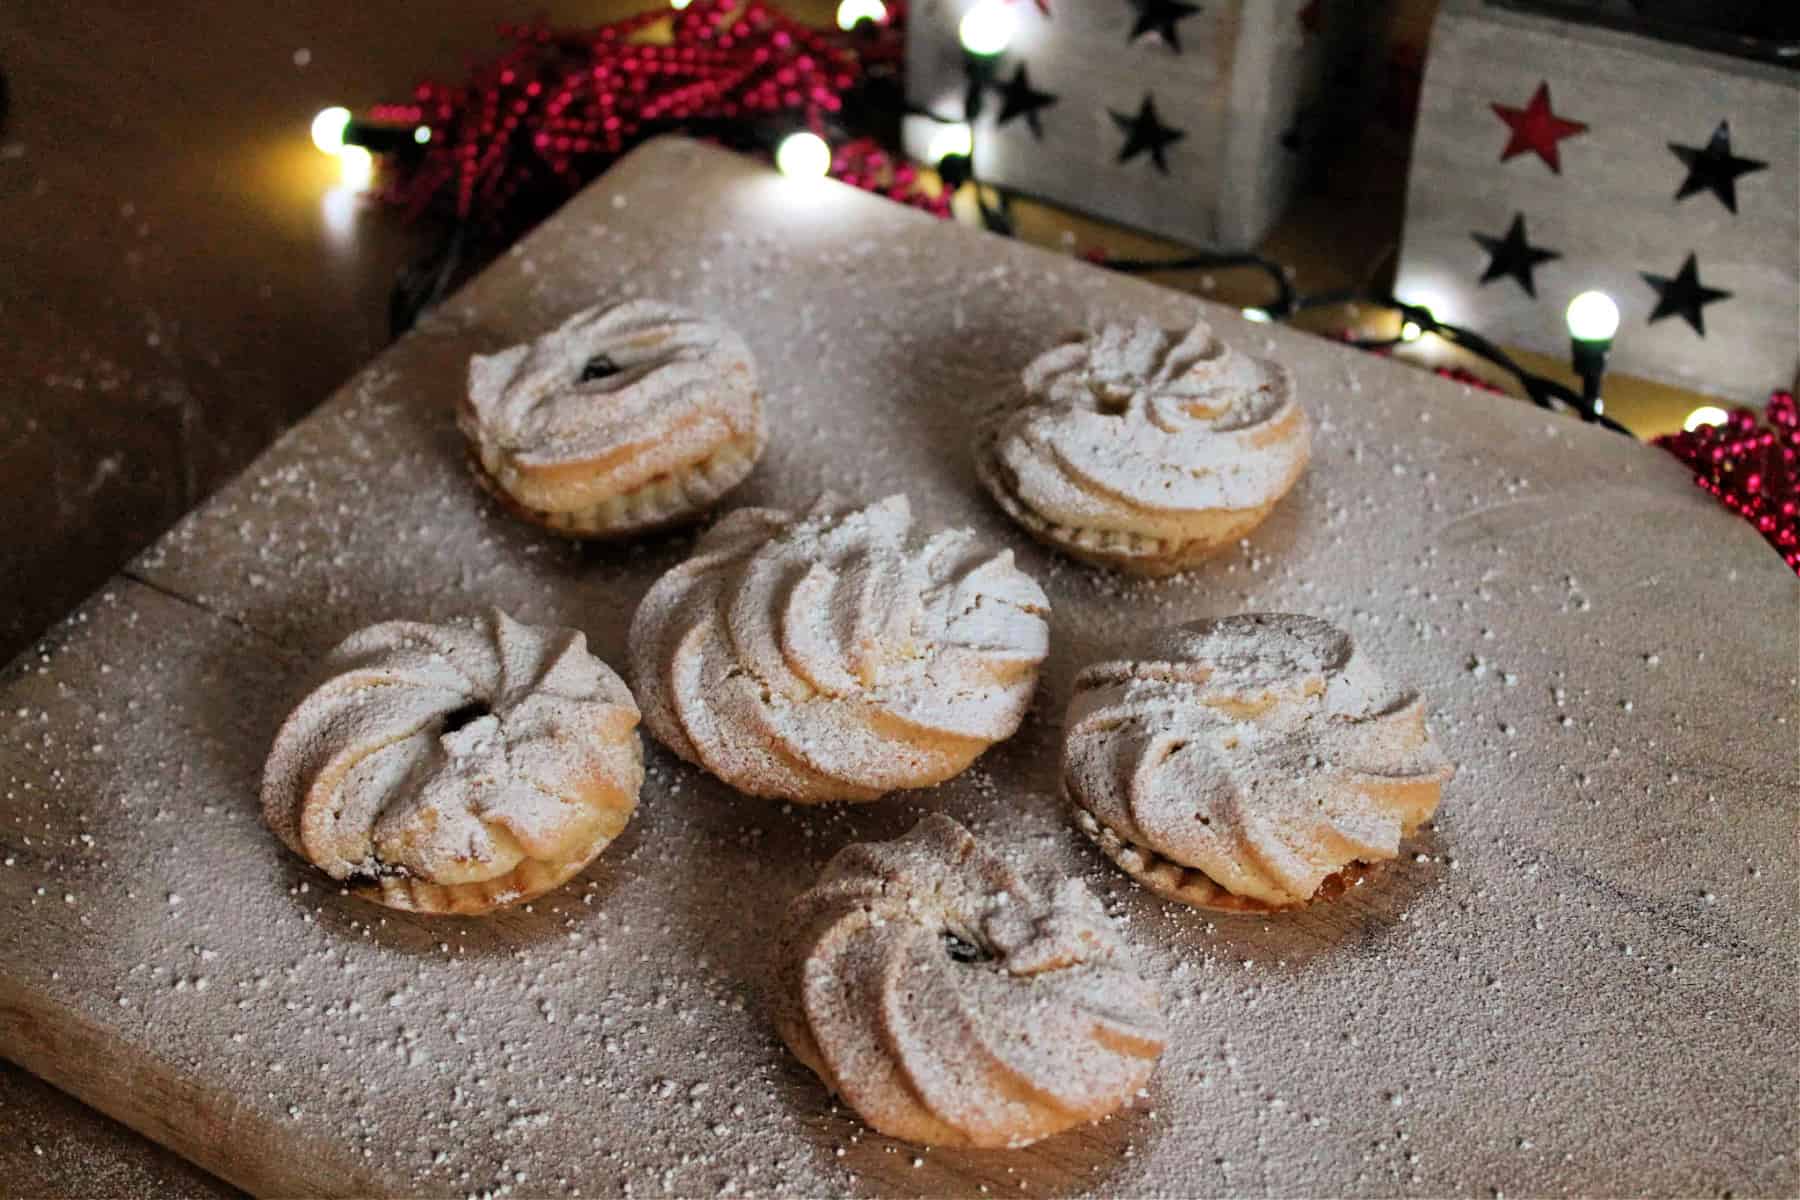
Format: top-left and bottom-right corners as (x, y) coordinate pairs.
(0, 0), (677, 667)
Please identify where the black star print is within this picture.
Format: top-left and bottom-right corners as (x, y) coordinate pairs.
(1642, 253), (1731, 337)
(1110, 95), (1185, 172)
(996, 64), (1057, 139)
(1128, 0), (1202, 52)
(1669, 121), (1766, 214)
(1470, 214), (1561, 298)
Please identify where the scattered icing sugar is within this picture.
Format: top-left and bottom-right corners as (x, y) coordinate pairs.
(2, 142), (1793, 1198)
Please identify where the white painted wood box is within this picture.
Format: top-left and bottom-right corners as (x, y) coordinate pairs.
(905, 0), (1389, 250)
(1396, 0), (1799, 401)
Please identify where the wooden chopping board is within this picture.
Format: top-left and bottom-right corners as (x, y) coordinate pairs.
(1, 138), (1794, 1199)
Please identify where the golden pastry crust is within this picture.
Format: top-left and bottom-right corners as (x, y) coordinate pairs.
(464, 429), (763, 539)
(627, 494), (1050, 803)
(977, 318), (1309, 577)
(1071, 805), (1375, 914)
(1064, 614), (1452, 912)
(261, 609), (643, 915)
(773, 815), (1167, 1148)
(458, 300), (766, 539)
(975, 439), (1285, 577)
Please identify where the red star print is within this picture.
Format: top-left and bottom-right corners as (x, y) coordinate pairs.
(1491, 82), (1587, 173)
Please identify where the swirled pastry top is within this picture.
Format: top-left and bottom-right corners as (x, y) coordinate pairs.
(1065, 614), (1453, 909)
(776, 814), (1167, 1148)
(262, 609), (642, 912)
(462, 299), (760, 484)
(986, 318), (1310, 539)
(628, 494), (1050, 802)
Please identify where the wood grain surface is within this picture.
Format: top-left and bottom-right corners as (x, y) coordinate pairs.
(1, 138), (1794, 1198)
(0, 1060), (241, 1200)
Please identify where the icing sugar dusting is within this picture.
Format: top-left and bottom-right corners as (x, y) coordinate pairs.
(463, 299), (760, 479)
(988, 319), (1310, 537)
(1066, 614), (1454, 908)
(776, 814), (1166, 1148)
(629, 494), (1050, 803)
(6, 142), (1794, 1198)
(261, 608), (641, 893)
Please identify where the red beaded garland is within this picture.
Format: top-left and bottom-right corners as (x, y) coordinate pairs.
(1655, 391), (1800, 575)
(372, 0), (913, 233)
(830, 137), (950, 219)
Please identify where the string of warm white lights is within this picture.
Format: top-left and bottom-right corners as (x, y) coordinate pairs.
(302, 0), (1670, 437)
(293, 0), (1795, 565)
(925, 0), (1638, 434)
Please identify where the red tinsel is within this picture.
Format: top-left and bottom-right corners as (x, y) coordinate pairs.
(1654, 391), (1800, 575)
(372, 1), (912, 236)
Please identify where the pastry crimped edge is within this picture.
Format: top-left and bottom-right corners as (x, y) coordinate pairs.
(465, 421), (766, 540)
(339, 743), (642, 916)
(1069, 792), (1381, 914)
(973, 419), (1304, 578)
(268, 715), (644, 917)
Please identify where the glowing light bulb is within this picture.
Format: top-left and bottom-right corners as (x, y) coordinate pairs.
(925, 122), (974, 164)
(959, 0), (1017, 56)
(1683, 405), (1729, 432)
(1241, 307), (1272, 323)
(1392, 283), (1452, 342)
(311, 106), (352, 156)
(414, 125), (431, 145)
(338, 145), (375, 190)
(670, 0), (693, 9)
(1566, 290), (1620, 343)
(321, 186), (359, 239)
(776, 132), (832, 179)
(836, 0), (888, 29)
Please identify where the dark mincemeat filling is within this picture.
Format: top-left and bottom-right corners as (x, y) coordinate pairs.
(579, 354), (622, 382)
(441, 700), (492, 733)
(942, 932), (993, 965)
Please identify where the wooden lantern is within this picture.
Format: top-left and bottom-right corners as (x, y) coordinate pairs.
(905, 0), (1391, 251)
(1396, 0), (1799, 400)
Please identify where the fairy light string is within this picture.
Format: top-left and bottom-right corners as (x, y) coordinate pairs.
(327, 0), (1787, 566)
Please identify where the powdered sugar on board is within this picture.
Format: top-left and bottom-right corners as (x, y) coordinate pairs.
(6, 139), (1796, 1197)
